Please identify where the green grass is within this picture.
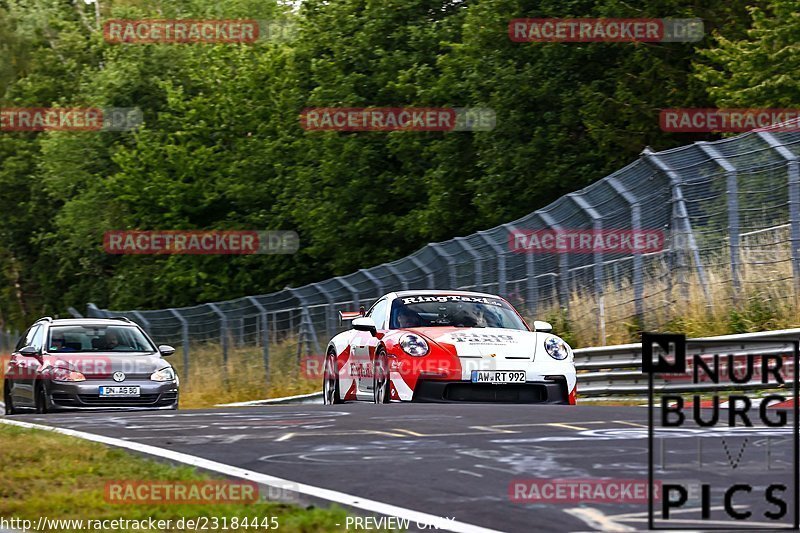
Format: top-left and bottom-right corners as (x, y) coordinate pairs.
(0, 424), (348, 532)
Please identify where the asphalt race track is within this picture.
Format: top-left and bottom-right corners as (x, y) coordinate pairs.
(4, 403), (797, 532)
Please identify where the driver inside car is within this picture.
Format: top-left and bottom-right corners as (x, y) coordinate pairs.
(395, 306), (422, 328)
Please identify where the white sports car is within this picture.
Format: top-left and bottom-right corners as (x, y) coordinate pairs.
(323, 290), (577, 404)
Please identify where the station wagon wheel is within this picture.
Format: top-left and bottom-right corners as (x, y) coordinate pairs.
(323, 350), (343, 405)
(373, 348), (390, 404)
(3, 381), (16, 415)
(34, 383), (50, 414)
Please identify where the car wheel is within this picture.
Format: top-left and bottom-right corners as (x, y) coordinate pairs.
(3, 381), (16, 415)
(35, 384), (50, 414)
(323, 350), (343, 405)
(373, 348), (390, 404)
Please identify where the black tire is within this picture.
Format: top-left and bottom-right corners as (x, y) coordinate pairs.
(3, 381), (16, 415)
(323, 350), (343, 405)
(373, 348), (390, 404)
(35, 384), (50, 414)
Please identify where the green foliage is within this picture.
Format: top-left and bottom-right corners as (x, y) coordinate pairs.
(0, 0), (791, 328)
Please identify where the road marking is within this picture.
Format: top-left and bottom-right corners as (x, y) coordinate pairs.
(612, 420), (647, 428)
(447, 468), (483, 478)
(470, 426), (518, 434)
(393, 428), (426, 436)
(546, 422), (589, 431)
(0, 418), (500, 533)
(565, 507), (635, 532)
(275, 433), (295, 442)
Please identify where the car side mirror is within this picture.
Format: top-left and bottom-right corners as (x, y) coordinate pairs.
(352, 317), (377, 336)
(158, 345), (176, 357)
(19, 346), (40, 357)
(533, 320), (553, 333)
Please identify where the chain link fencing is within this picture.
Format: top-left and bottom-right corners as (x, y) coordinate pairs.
(46, 126), (798, 387)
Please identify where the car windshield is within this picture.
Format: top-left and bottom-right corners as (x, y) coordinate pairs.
(47, 325), (156, 354)
(389, 295), (529, 330)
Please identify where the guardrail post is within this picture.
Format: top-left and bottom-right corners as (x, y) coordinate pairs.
(643, 149), (711, 306)
(697, 142), (740, 302)
(757, 131), (800, 305)
(569, 194), (607, 345)
(207, 303), (228, 366)
(168, 308), (190, 386)
(454, 237), (483, 291)
(247, 297), (270, 385)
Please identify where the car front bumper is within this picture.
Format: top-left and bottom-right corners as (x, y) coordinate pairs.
(45, 379), (179, 411)
(411, 378), (570, 404)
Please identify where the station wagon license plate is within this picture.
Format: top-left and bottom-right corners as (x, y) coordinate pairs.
(471, 370), (526, 384)
(99, 386), (140, 397)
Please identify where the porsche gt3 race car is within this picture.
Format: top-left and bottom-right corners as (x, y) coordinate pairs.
(322, 290), (577, 404)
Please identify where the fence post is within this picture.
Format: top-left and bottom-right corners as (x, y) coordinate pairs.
(207, 303), (228, 366)
(384, 263), (410, 291)
(607, 177), (645, 327)
(131, 311), (151, 334)
(569, 193), (607, 345)
(756, 131), (800, 303)
(359, 268), (386, 299)
(477, 230), (507, 297)
(643, 149), (711, 306)
(454, 237), (482, 291)
(409, 255), (435, 289)
(697, 142), (740, 302)
(335, 276), (360, 308)
(168, 308), (190, 386)
(538, 212), (570, 314)
(247, 297), (270, 385)
(429, 243), (457, 289)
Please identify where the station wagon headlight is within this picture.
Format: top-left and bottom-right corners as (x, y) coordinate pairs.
(544, 336), (569, 360)
(400, 334), (429, 356)
(52, 368), (86, 382)
(150, 367), (176, 382)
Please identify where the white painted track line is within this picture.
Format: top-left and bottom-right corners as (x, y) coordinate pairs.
(0, 418), (503, 533)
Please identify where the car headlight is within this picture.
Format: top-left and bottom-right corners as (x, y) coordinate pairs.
(399, 334), (429, 356)
(150, 367), (177, 382)
(52, 367), (86, 382)
(544, 336), (570, 360)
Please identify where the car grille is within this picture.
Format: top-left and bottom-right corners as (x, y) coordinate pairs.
(442, 383), (547, 402)
(74, 392), (178, 407)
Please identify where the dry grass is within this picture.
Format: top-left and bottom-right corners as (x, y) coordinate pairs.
(532, 242), (800, 348)
(170, 339), (322, 409)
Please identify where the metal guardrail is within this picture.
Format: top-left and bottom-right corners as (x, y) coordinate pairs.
(574, 328), (800, 396)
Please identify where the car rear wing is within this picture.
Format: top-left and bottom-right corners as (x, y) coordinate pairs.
(339, 307), (365, 325)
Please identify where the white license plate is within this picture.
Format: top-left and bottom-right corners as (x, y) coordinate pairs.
(471, 370), (526, 384)
(99, 386), (140, 397)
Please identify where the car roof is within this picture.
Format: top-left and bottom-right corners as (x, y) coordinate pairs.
(44, 318), (139, 327)
(390, 289), (505, 299)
